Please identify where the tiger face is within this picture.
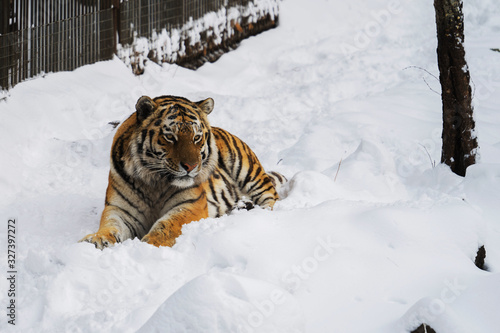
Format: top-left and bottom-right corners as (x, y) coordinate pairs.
(132, 95), (217, 188)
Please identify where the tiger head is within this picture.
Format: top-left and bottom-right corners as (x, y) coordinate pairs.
(131, 95), (218, 188)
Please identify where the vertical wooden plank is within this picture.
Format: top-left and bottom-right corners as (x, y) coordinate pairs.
(69, 0), (73, 71)
(0, 0), (11, 89)
(73, 1), (76, 70)
(82, 11), (86, 67)
(55, 0), (59, 73)
(46, 0), (49, 73)
(90, 8), (93, 65)
(86, 4), (89, 66)
(74, 1), (77, 69)
(61, 0), (65, 73)
(43, 0), (47, 74)
(0, 0), (9, 34)
(85, 9), (89, 66)
(19, 0), (24, 82)
(49, 0), (54, 74)
(34, 0), (38, 77)
(31, 1), (36, 78)
(96, 0), (100, 62)
(76, 1), (80, 70)
(52, 1), (57, 73)
(29, 0), (34, 78)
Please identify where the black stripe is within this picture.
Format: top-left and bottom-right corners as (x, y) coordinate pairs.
(202, 132), (212, 166)
(122, 219), (139, 238)
(217, 153), (229, 174)
(111, 185), (148, 231)
(111, 184), (140, 211)
(138, 129), (148, 154)
(214, 129), (235, 171)
(247, 174), (267, 194)
(112, 133), (134, 185)
(230, 135), (244, 180)
(207, 199), (218, 207)
(104, 202), (140, 237)
(154, 96), (192, 106)
(144, 149), (156, 159)
(250, 166), (264, 183)
(183, 114), (199, 122)
(111, 133), (153, 208)
(240, 147), (254, 188)
(158, 108), (166, 119)
(148, 129), (155, 148)
(207, 198), (221, 217)
(208, 177), (218, 202)
(220, 190), (232, 211)
(242, 162), (257, 188)
(270, 171), (286, 183)
(218, 169), (236, 199)
(258, 196), (274, 206)
(160, 186), (191, 208)
(139, 156), (151, 169)
(168, 192), (205, 211)
(251, 185), (274, 202)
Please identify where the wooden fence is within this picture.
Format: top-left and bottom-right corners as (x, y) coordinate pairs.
(0, 0), (115, 90)
(0, 0), (278, 90)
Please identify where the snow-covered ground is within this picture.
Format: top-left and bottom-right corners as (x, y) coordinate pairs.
(1, 0), (500, 332)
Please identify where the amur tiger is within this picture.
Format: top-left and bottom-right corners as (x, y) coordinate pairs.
(80, 95), (287, 249)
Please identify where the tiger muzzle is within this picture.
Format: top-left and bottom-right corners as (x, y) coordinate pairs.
(181, 162), (198, 173)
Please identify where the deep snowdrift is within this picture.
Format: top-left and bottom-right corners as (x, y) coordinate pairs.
(1, 0), (500, 332)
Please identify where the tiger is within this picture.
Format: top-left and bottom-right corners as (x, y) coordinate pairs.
(80, 95), (287, 249)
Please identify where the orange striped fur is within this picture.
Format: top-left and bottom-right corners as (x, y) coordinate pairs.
(80, 95), (286, 249)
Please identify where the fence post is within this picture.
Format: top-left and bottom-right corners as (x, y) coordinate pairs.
(0, 0), (10, 35)
(112, 0), (120, 52)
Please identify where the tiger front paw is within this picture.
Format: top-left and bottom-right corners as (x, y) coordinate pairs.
(141, 231), (176, 248)
(79, 230), (119, 250)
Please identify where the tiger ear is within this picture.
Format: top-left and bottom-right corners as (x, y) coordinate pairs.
(136, 96), (157, 122)
(196, 98), (214, 115)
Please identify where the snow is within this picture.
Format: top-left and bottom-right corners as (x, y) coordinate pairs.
(1, 0), (500, 332)
(117, 0), (279, 67)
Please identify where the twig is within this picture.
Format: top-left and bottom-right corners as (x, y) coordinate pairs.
(419, 143), (436, 168)
(403, 66), (441, 95)
(334, 157), (343, 182)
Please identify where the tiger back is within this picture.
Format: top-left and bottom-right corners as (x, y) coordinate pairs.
(80, 95), (286, 249)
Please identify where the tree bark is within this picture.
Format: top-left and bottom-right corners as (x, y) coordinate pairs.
(434, 0), (477, 176)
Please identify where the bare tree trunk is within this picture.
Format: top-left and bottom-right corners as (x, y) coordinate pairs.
(434, 0), (477, 176)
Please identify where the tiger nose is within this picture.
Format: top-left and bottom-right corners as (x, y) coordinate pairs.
(181, 162), (198, 173)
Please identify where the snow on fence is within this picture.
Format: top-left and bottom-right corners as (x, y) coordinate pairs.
(0, 0), (279, 90)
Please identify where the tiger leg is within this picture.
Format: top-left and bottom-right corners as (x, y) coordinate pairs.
(142, 188), (209, 247)
(79, 206), (137, 250)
